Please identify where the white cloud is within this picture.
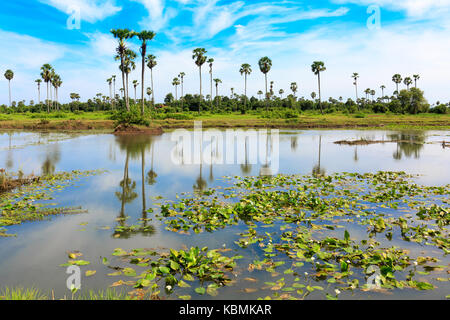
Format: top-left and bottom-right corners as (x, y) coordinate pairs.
(132, 0), (178, 31)
(39, 0), (121, 23)
(332, 0), (450, 18)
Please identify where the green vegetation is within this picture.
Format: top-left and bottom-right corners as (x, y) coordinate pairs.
(0, 170), (103, 237)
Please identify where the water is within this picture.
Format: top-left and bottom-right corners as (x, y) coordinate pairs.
(0, 129), (448, 300)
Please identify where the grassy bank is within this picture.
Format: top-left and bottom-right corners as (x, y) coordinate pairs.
(0, 112), (449, 131)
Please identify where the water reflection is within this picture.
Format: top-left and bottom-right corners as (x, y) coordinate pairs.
(388, 131), (425, 160)
(312, 135), (325, 176)
(113, 135), (156, 238)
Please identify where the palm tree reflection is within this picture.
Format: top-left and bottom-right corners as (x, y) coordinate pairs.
(113, 135), (156, 239)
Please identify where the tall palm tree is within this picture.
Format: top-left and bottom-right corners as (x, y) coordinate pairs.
(413, 74), (420, 88)
(370, 89), (375, 102)
(4, 70), (14, 107)
(116, 49), (137, 108)
(179, 72), (185, 109)
(258, 57), (272, 110)
(192, 48), (207, 113)
(146, 87), (152, 101)
(112, 75), (116, 108)
(133, 80), (139, 103)
(40, 64), (53, 112)
(146, 54), (157, 107)
(380, 85), (386, 101)
(107, 78), (113, 105)
(311, 61), (326, 115)
(172, 77), (180, 100)
(213, 78), (222, 110)
(52, 74), (62, 110)
(111, 28), (134, 111)
(239, 63), (252, 111)
(257, 90), (263, 100)
(207, 58), (214, 110)
(392, 74), (402, 95)
(352, 72), (359, 105)
(364, 88), (371, 100)
(290, 82), (298, 98)
(35, 79), (42, 105)
(403, 77), (413, 90)
(136, 30), (156, 116)
(279, 89), (284, 98)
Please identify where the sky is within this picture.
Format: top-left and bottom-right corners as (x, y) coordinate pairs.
(0, 0), (449, 105)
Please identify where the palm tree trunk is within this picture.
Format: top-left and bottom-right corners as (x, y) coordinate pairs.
(141, 54), (145, 116)
(126, 73), (130, 109)
(151, 69), (154, 108)
(199, 66), (202, 113)
(181, 78), (184, 110)
(210, 72), (213, 111)
(264, 73), (268, 112)
(38, 85), (40, 105)
(244, 74), (247, 112)
(113, 79), (116, 109)
(120, 55), (129, 111)
(318, 73), (323, 115)
(8, 80), (11, 107)
(46, 82), (49, 113)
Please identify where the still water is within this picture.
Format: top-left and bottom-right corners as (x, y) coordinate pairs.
(0, 129), (448, 299)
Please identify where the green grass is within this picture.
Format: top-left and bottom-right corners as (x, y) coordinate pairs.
(0, 111), (448, 131)
(0, 287), (48, 300)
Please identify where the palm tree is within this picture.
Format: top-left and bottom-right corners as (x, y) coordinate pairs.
(179, 72), (185, 109)
(392, 74), (402, 95)
(116, 49), (137, 107)
(136, 31), (156, 116)
(35, 79), (42, 105)
(192, 48), (207, 112)
(111, 28), (135, 111)
(257, 90), (263, 100)
(311, 92), (316, 100)
(133, 80), (139, 103)
(40, 64), (53, 112)
(370, 89), (375, 102)
(213, 78), (222, 110)
(107, 78), (113, 105)
(258, 57), (272, 110)
(146, 87), (152, 101)
(4, 70), (13, 107)
(146, 54), (157, 107)
(380, 85), (386, 101)
(279, 89), (284, 98)
(413, 74), (420, 88)
(207, 58), (214, 110)
(290, 82), (298, 98)
(311, 61), (326, 115)
(364, 88), (371, 100)
(112, 75), (116, 108)
(239, 63), (252, 111)
(403, 77), (413, 90)
(172, 77), (180, 100)
(352, 72), (359, 105)
(53, 74), (62, 110)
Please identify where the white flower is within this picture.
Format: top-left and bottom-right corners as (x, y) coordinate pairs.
(166, 285), (172, 290)
(413, 261), (418, 266)
(304, 272), (308, 276)
(311, 257), (315, 261)
(335, 289), (341, 295)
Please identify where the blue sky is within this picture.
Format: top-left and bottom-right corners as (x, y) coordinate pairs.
(1, 0), (450, 104)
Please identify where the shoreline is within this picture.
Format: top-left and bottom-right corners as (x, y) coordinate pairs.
(0, 115), (449, 133)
